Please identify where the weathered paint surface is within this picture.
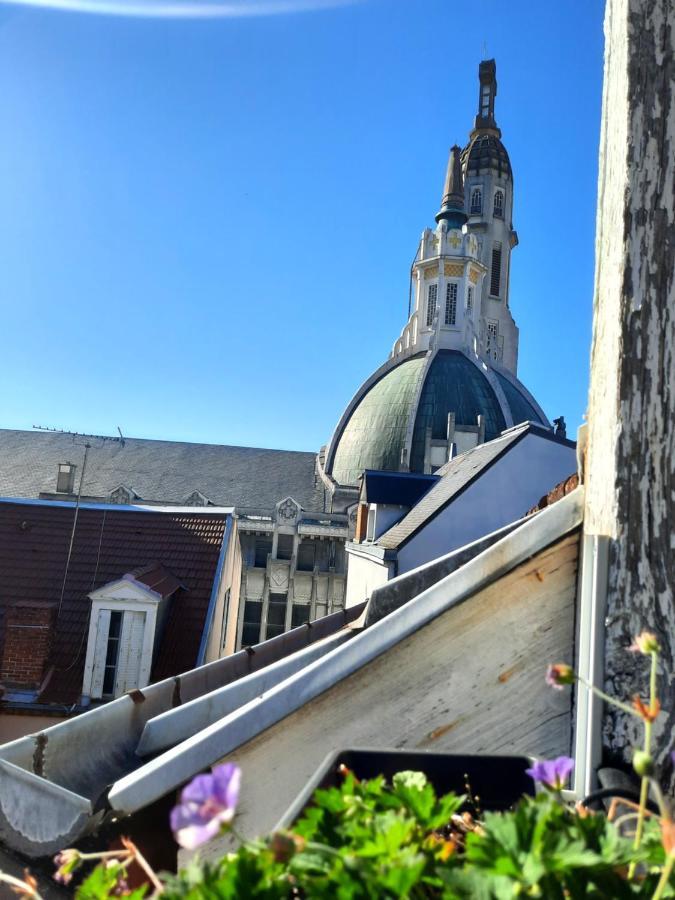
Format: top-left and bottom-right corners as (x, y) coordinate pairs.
(199, 532), (579, 860)
(585, 0), (675, 771)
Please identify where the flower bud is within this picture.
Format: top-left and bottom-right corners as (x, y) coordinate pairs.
(633, 750), (655, 777)
(629, 631), (660, 654)
(545, 664), (575, 689)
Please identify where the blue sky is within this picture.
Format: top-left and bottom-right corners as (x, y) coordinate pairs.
(0, 0), (604, 451)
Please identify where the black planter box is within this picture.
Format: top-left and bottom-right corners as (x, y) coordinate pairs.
(277, 748), (535, 829)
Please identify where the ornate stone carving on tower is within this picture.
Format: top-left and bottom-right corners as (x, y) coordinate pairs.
(317, 60), (550, 511)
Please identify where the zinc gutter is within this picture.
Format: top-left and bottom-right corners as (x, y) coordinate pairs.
(109, 488), (583, 815)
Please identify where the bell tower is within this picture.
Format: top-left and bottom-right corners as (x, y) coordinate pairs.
(462, 60), (520, 375)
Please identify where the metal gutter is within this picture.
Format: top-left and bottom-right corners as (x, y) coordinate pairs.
(196, 516), (233, 667)
(137, 629), (353, 756)
(0, 496), (234, 515)
(108, 489), (583, 816)
(0, 606), (364, 857)
(571, 533), (609, 799)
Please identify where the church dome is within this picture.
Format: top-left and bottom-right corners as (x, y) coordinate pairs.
(462, 132), (512, 179)
(326, 349), (547, 486)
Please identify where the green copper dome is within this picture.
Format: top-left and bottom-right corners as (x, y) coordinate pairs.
(328, 349), (546, 486)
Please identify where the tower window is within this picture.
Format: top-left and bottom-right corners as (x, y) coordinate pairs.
(426, 283), (438, 327)
(493, 190), (504, 219)
(470, 187), (482, 215)
(490, 243), (502, 297)
(241, 600), (262, 646)
(56, 463), (76, 494)
(467, 286), (474, 313)
(445, 282), (458, 326)
(266, 593), (287, 640)
(481, 85), (491, 117)
(486, 319), (500, 361)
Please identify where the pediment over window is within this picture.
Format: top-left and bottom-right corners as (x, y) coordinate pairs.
(108, 485), (139, 505)
(183, 490), (214, 507)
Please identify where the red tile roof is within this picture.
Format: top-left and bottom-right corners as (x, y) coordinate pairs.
(0, 500), (229, 706)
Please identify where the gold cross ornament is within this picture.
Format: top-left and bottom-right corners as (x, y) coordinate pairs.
(448, 232), (462, 248)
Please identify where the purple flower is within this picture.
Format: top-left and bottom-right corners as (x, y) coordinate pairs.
(170, 762), (241, 849)
(526, 756), (574, 791)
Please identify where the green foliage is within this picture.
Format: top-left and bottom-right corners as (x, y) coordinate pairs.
(76, 771), (675, 898)
(76, 860), (147, 899)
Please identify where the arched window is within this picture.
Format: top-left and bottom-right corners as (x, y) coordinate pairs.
(470, 187), (482, 215)
(493, 190), (504, 219)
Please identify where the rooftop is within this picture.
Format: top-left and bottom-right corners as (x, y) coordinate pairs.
(0, 429), (324, 511)
(0, 498), (231, 706)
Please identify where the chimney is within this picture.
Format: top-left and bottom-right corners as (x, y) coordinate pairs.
(1, 602), (56, 689)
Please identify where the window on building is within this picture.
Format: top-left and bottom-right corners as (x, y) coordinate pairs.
(426, 283), (438, 327)
(328, 540), (337, 569)
(266, 593), (287, 640)
(467, 285), (474, 313)
(481, 85), (490, 117)
(291, 603), (310, 628)
(276, 534), (294, 561)
(296, 541), (316, 572)
(445, 282), (458, 325)
(241, 600), (262, 646)
(56, 463), (76, 494)
(254, 537), (272, 568)
(470, 187), (482, 215)
(493, 190), (504, 219)
(486, 320), (499, 360)
(102, 611), (123, 696)
(490, 243), (502, 297)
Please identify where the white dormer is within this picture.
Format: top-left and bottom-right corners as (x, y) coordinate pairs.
(82, 567), (180, 700)
(184, 490), (213, 507)
(108, 485), (139, 505)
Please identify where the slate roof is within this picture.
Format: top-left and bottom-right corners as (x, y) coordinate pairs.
(0, 499), (229, 705)
(0, 429), (324, 511)
(377, 423), (531, 550)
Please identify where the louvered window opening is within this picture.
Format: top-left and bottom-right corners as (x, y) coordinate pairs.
(445, 282), (458, 325)
(296, 541), (315, 572)
(490, 243), (502, 297)
(493, 190), (504, 219)
(426, 283), (438, 327)
(470, 188), (482, 215)
(467, 286), (474, 313)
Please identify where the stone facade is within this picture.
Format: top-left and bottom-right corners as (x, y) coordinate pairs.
(230, 496), (351, 651)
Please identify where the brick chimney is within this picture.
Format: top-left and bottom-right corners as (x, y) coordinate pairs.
(1, 602), (56, 689)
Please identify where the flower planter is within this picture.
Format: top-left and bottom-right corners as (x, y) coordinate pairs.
(277, 747), (535, 829)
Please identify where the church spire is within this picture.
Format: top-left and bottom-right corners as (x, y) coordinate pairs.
(473, 58), (500, 135)
(435, 145), (467, 227)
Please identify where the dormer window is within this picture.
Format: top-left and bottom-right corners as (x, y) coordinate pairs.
(470, 187), (482, 215)
(82, 565), (181, 700)
(493, 190), (504, 219)
(109, 485), (137, 505)
(56, 463), (76, 494)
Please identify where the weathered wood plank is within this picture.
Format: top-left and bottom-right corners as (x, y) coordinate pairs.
(201, 532), (579, 855)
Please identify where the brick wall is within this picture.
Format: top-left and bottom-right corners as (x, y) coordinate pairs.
(0, 602), (56, 688)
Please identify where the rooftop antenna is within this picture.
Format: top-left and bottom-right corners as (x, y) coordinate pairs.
(482, 40), (488, 59)
(32, 425), (126, 616)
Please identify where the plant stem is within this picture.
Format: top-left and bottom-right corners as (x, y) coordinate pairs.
(629, 651), (658, 879)
(651, 853), (675, 900)
(0, 871), (43, 899)
(575, 674), (643, 720)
